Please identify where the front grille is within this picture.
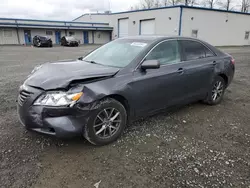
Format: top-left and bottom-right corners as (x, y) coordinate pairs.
(18, 90), (32, 106)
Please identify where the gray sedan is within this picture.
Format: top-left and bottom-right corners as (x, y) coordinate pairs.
(17, 36), (235, 145)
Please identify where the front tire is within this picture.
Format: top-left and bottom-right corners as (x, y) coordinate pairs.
(37, 40), (41, 47)
(204, 76), (226, 105)
(83, 98), (127, 146)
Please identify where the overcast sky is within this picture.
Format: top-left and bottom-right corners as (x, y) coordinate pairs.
(0, 0), (140, 21)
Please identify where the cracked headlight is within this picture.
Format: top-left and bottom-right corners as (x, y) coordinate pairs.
(34, 91), (83, 106)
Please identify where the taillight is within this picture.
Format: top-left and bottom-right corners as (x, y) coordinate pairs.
(231, 57), (235, 65)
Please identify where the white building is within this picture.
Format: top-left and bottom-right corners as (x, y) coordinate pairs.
(74, 5), (250, 46)
(0, 18), (112, 45)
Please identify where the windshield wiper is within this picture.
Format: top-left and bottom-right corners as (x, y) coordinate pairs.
(86, 60), (98, 64)
(82, 60), (121, 68)
(84, 60), (102, 65)
(77, 57), (96, 64)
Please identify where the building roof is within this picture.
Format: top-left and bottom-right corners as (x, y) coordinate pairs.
(73, 5), (250, 21)
(0, 17), (112, 30)
(0, 17), (109, 25)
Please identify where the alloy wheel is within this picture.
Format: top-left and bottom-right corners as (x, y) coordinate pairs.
(212, 81), (224, 101)
(37, 40), (41, 46)
(94, 108), (121, 139)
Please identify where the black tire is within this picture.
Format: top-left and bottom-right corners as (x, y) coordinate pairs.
(37, 41), (41, 47)
(83, 98), (127, 146)
(204, 76), (226, 105)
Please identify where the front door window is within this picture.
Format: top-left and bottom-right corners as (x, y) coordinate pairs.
(145, 40), (180, 65)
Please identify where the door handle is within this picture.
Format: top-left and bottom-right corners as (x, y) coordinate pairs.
(177, 68), (184, 74)
(212, 61), (216, 66)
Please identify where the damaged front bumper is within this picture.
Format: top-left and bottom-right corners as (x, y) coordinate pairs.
(17, 85), (91, 138)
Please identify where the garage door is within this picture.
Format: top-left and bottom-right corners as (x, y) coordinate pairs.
(140, 19), (155, 35)
(118, 18), (129, 38)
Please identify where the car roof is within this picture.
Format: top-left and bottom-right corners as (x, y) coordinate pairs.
(118, 35), (204, 43)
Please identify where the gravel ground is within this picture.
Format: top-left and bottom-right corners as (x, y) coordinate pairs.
(0, 45), (250, 188)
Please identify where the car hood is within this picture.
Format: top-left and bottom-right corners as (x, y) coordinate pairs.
(24, 60), (120, 90)
(66, 39), (78, 42)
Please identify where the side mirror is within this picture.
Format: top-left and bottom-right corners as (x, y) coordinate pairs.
(141, 60), (160, 70)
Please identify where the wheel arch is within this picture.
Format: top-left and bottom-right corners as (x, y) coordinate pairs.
(218, 73), (228, 87)
(104, 94), (131, 121)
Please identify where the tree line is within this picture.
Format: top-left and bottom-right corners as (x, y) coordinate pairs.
(130, 0), (250, 13)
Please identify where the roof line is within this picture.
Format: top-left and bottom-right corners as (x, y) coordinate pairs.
(0, 17), (109, 25)
(0, 22), (113, 30)
(73, 5), (250, 21)
(111, 5), (181, 15)
(72, 14), (85, 21)
(72, 13), (110, 21)
(183, 5), (250, 15)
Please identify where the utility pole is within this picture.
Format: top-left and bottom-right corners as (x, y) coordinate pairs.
(108, 0), (111, 12)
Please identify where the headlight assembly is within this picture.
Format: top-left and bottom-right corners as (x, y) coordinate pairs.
(34, 91), (83, 107)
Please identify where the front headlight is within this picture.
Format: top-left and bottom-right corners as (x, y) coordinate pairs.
(34, 91), (83, 106)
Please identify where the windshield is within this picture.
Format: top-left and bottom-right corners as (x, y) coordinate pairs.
(66, 36), (76, 40)
(83, 39), (149, 68)
(40, 36), (50, 40)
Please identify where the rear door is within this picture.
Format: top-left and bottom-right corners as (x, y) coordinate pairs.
(179, 40), (217, 99)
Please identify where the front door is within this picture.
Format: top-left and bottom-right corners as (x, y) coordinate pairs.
(83, 31), (89, 44)
(55, 31), (61, 44)
(130, 40), (189, 117)
(24, 30), (31, 45)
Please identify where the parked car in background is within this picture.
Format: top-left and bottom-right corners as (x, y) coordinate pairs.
(61, 36), (80, 47)
(17, 36), (235, 146)
(33, 36), (52, 47)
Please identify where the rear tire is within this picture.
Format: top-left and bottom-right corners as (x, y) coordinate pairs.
(204, 76), (226, 105)
(83, 98), (127, 146)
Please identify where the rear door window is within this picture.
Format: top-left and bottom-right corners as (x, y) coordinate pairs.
(181, 40), (215, 61)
